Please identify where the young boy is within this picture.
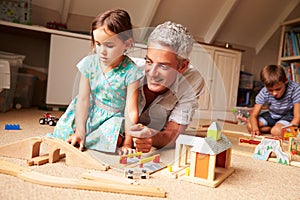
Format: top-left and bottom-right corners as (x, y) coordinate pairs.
(247, 64), (300, 137)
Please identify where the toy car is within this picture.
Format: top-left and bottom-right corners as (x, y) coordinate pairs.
(39, 113), (59, 126)
(124, 168), (149, 179)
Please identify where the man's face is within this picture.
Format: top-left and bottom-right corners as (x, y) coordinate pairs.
(266, 81), (287, 99)
(145, 45), (181, 93)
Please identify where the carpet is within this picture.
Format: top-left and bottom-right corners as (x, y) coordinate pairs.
(0, 108), (299, 200)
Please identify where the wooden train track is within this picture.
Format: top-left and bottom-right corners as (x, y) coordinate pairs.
(0, 159), (166, 198)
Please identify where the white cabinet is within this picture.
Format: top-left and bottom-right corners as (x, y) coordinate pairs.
(46, 34), (90, 105)
(46, 40), (146, 106)
(190, 43), (241, 114)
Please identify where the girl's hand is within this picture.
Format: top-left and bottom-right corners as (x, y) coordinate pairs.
(66, 133), (85, 151)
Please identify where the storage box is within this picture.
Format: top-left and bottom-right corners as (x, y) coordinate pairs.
(0, 51), (25, 68)
(20, 64), (47, 106)
(239, 71), (254, 89)
(0, 60), (10, 91)
(14, 72), (36, 108)
(0, 65), (19, 112)
(0, 51), (25, 112)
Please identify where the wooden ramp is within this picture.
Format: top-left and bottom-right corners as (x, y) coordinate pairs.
(0, 159), (166, 198)
(0, 136), (108, 170)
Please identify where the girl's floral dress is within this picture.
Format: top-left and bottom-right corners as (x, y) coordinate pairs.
(48, 54), (143, 152)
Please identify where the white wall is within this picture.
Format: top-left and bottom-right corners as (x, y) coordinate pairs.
(32, 0), (62, 11)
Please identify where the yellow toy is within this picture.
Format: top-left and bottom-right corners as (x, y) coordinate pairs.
(281, 124), (300, 141)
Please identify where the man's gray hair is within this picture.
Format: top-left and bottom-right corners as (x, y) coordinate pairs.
(148, 21), (194, 59)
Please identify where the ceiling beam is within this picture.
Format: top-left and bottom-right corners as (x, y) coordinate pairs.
(255, 0), (300, 54)
(132, 0), (160, 43)
(136, 0), (161, 28)
(203, 0), (238, 43)
(61, 0), (72, 24)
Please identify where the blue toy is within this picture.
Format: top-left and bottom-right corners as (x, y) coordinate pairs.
(5, 124), (21, 130)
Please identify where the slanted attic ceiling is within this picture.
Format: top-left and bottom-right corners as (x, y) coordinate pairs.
(33, 0), (300, 54)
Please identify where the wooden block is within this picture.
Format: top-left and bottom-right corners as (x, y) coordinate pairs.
(239, 137), (261, 147)
(27, 153), (66, 166)
(179, 167), (234, 188)
(207, 155), (216, 181)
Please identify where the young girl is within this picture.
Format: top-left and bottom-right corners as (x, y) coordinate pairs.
(48, 9), (143, 153)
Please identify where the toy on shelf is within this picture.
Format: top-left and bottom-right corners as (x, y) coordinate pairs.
(39, 113), (59, 126)
(5, 124), (21, 130)
(166, 121), (234, 188)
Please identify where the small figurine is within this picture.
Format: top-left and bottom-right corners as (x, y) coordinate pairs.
(39, 113), (59, 126)
(124, 168), (149, 179)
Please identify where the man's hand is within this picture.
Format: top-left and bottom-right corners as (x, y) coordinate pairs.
(128, 124), (156, 153)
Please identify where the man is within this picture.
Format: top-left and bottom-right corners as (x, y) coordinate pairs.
(128, 21), (205, 153)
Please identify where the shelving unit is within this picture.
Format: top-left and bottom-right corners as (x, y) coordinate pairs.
(278, 18), (300, 83)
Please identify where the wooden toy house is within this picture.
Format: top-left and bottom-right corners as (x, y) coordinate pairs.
(172, 122), (234, 187)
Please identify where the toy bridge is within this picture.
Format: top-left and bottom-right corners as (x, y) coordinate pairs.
(253, 137), (290, 165)
(0, 136), (109, 170)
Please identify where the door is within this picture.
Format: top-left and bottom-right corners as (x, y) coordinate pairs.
(210, 50), (241, 111)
